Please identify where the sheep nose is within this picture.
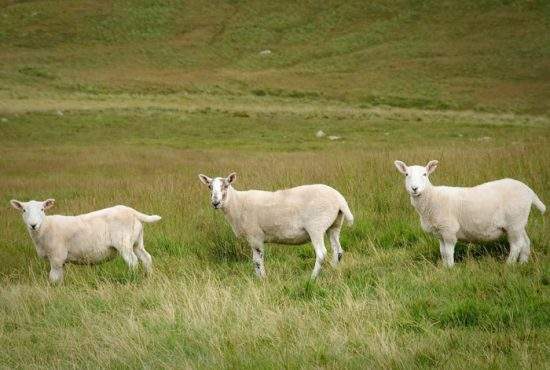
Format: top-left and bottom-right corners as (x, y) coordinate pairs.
(412, 187), (418, 192)
(212, 201), (221, 208)
(30, 224), (37, 230)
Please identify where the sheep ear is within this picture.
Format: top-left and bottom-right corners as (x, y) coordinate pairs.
(10, 199), (23, 211)
(226, 172), (237, 184)
(43, 199), (55, 210)
(394, 160), (408, 174)
(198, 174), (212, 186)
(426, 160), (439, 175)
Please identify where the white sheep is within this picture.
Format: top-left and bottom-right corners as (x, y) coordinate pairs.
(198, 173), (354, 279)
(10, 199), (161, 283)
(394, 160), (546, 266)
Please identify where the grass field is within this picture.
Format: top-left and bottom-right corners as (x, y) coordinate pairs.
(1, 1), (549, 369)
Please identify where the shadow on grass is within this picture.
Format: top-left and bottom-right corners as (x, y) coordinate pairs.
(455, 239), (510, 262)
(72, 261), (147, 286)
(423, 238), (510, 264)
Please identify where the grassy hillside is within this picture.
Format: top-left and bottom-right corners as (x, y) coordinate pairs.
(0, 1), (549, 368)
(0, 0), (549, 113)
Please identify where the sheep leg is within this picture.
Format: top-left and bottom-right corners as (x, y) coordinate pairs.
(49, 262), (64, 284)
(328, 226), (343, 267)
(439, 238), (456, 267)
(134, 232), (153, 274)
(328, 213), (344, 267)
(248, 238), (266, 278)
(519, 230), (531, 263)
(506, 229), (524, 264)
(118, 246), (139, 270)
(309, 232), (327, 279)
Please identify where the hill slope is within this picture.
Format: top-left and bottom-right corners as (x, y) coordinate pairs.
(0, 0), (549, 114)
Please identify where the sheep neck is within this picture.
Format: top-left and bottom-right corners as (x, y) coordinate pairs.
(220, 186), (243, 235)
(28, 216), (52, 256)
(410, 183), (436, 216)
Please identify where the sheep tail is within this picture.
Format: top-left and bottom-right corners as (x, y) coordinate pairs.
(532, 192), (546, 214)
(338, 196), (354, 226)
(134, 210), (162, 223)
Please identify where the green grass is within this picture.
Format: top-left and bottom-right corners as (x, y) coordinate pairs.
(0, 105), (548, 368)
(0, 1), (549, 368)
(0, 0), (549, 113)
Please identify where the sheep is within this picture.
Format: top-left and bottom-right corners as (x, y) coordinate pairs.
(198, 172), (354, 279)
(394, 160), (546, 266)
(10, 199), (161, 283)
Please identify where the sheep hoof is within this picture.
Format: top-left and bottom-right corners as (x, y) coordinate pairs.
(49, 277), (63, 285)
(331, 252), (343, 267)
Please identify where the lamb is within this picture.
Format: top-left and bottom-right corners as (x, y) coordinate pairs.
(394, 160), (546, 266)
(10, 199), (161, 283)
(198, 172), (354, 279)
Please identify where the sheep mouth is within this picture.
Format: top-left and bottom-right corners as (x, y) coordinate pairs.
(411, 192), (422, 198)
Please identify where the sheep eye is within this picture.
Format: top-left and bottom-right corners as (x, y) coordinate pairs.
(405, 174), (408, 177)
(423, 173), (427, 176)
(41, 208), (44, 211)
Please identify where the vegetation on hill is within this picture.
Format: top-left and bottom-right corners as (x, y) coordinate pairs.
(0, 0), (549, 113)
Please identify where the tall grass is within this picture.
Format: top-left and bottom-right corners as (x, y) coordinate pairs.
(0, 105), (548, 368)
